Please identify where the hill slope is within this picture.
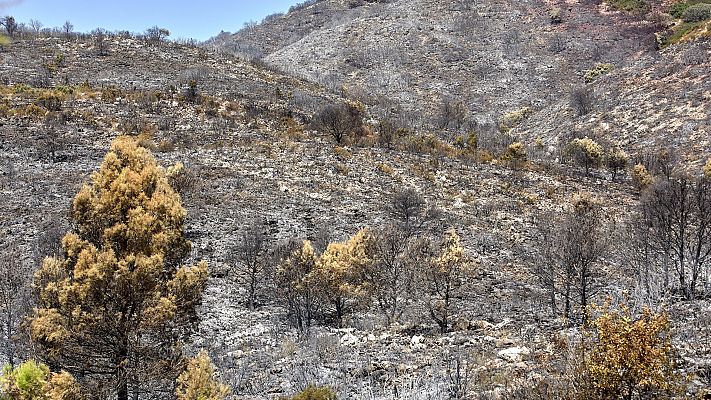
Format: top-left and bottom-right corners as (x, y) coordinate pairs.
(210, 0), (661, 127)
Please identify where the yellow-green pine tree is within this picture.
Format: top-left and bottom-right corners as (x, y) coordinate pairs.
(314, 229), (374, 326)
(176, 351), (229, 400)
(29, 137), (208, 400)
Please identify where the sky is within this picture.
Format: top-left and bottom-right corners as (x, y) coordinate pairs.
(0, 0), (301, 41)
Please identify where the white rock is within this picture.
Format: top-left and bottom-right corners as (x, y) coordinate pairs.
(410, 335), (426, 350)
(340, 332), (359, 346)
(497, 346), (531, 363)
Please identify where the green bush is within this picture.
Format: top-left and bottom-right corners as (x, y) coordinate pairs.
(584, 64), (614, 84)
(682, 3), (711, 21)
(0, 360), (81, 400)
(289, 385), (337, 400)
(669, 0), (711, 19)
(605, 0), (648, 12)
(499, 107), (532, 133)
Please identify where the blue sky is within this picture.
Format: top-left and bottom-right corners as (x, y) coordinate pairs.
(0, 0), (300, 41)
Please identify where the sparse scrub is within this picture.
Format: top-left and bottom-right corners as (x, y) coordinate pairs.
(424, 229), (471, 333)
(669, 0), (711, 18)
(101, 86), (122, 102)
(549, 8), (563, 24)
(313, 103), (364, 144)
(276, 241), (320, 334)
(566, 137), (604, 176)
(377, 162), (394, 175)
(498, 107), (532, 133)
(286, 385), (337, 400)
(606, 147), (628, 181)
(403, 133), (457, 158)
(632, 163), (654, 188)
(34, 91), (64, 112)
(584, 63), (614, 84)
(605, 0), (648, 12)
(570, 87), (595, 116)
(682, 3), (711, 21)
(501, 142), (528, 169)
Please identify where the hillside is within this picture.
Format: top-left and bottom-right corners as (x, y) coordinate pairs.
(1, 31), (710, 398)
(210, 0), (711, 166)
(516, 38), (711, 167)
(0, 1), (710, 398)
(210, 0), (661, 126)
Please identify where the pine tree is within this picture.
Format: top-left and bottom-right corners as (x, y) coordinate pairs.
(176, 351), (229, 400)
(29, 137), (208, 400)
(276, 241), (319, 334)
(425, 229), (470, 333)
(313, 229), (374, 326)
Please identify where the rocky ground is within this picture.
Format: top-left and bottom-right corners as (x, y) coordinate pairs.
(1, 30), (710, 399)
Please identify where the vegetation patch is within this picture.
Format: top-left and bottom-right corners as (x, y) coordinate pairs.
(605, 0), (648, 12)
(498, 107), (532, 133)
(584, 63), (614, 84)
(661, 1), (711, 46)
(669, 0), (711, 19)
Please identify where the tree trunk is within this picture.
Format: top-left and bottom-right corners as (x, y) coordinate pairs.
(116, 346), (129, 400)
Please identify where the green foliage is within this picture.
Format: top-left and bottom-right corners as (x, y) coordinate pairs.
(669, 0), (711, 18)
(662, 0), (711, 46)
(11, 361), (47, 399)
(682, 3), (711, 21)
(584, 64), (614, 84)
(289, 385), (337, 400)
(605, 0), (648, 12)
(499, 107), (532, 133)
(0, 361), (81, 400)
(0, 34), (10, 47)
(176, 352), (230, 400)
(566, 137), (603, 175)
(661, 21), (705, 46)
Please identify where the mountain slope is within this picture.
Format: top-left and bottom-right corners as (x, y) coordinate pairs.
(515, 38), (711, 166)
(211, 0), (661, 127)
